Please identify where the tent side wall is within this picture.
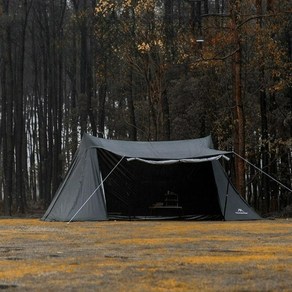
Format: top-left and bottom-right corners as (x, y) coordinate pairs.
(212, 161), (261, 220)
(42, 147), (107, 221)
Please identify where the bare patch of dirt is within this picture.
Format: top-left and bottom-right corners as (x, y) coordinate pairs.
(0, 219), (291, 291)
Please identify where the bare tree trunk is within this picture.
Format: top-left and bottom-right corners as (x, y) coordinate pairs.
(256, 0), (270, 215)
(230, 1), (246, 197)
(164, 0), (175, 59)
(33, 1), (51, 207)
(259, 80), (270, 212)
(14, 0), (31, 213)
(87, 9), (97, 136)
(2, 1), (14, 215)
(203, 0), (209, 14)
(128, 70), (137, 141)
(51, 0), (66, 196)
(233, 48), (246, 197)
(69, 33), (78, 153)
(98, 83), (107, 135)
(148, 91), (158, 141)
(77, 0), (97, 136)
(128, 7), (138, 141)
(160, 89), (170, 140)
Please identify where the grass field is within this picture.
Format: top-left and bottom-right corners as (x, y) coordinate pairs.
(0, 218), (291, 291)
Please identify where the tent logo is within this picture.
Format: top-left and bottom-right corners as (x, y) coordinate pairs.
(235, 208), (248, 215)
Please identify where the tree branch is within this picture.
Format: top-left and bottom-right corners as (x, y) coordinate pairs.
(201, 48), (239, 62)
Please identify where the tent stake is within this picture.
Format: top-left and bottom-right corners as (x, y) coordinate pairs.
(67, 155), (125, 224)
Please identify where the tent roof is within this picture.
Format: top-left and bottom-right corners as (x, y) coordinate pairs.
(81, 133), (230, 160)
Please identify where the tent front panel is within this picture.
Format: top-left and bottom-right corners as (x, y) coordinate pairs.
(98, 150), (223, 219)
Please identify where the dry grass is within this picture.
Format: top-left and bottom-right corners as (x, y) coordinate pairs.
(0, 218), (291, 291)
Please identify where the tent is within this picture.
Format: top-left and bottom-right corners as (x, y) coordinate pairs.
(42, 134), (261, 221)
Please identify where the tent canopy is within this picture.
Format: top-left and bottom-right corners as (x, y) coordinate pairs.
(42, 134), (261, 222)
(82, 133), (230, 159)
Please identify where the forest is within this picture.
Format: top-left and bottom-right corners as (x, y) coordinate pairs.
(0, 0), (291, 217)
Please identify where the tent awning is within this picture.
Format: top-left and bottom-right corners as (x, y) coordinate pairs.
(84, 134), (231, 160)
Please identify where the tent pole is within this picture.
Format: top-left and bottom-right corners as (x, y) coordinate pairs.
(67, 155), (125, 224)
(233, 151), (292, 193)
(223, 168), (231, 220)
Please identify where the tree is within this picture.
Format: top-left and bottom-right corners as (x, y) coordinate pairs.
(1, 0), (16, 215)
(14, 0), (33, 213)
(0, 0), (291, 216)
(71, 0), (97, 136)
(229, 0), (246, 197)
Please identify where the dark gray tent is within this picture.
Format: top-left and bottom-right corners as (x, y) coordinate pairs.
(42, 134), (261, 221)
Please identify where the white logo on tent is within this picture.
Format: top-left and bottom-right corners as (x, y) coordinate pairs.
(235, 208), (248, 215)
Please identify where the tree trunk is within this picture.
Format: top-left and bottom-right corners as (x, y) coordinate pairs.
(128, 70), (137, 141)
(259, 81), (270, 212)
(98, 82), (107, 135)
(231, 1), (246, 197)
(35, 2), (51, 207)
(233, 47), (246, 197)
(164, 0), (175, 59)
(203, 0), (209, 14)
(160, 89), (170, 140)
(14, 0), (31, 213)
(2, 3), (14, 215)
(78, 0), (97, 136)
(70, 33), (78, 153)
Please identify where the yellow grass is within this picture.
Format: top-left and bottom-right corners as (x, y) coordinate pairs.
(0, 219), (291, 291)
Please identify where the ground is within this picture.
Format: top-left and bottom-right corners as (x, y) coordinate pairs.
(0, 218), (291, 291)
